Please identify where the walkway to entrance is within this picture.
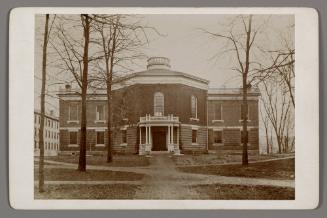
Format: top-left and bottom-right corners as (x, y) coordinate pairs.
(134, 154), (201, 199)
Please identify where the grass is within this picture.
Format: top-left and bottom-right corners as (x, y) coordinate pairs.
(34, 184), (140, 199)
(173, 151), (294, 166)
(44, 154), (150, 167)
(34, 168), (144, 181)
(178, 158), (295, 180)
(192, 184), (295, 200)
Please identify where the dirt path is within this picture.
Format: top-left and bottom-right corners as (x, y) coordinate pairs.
(133, 154), (204, 199)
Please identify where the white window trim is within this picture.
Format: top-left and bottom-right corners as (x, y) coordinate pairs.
(213, 143), (224, 146)
(120, 143), (128, 147)
(94, 120), (106, 124)
(120, 125), (128, 130)
(191, 95), (198, 119)
(95, 105), (106, 122)
(191, 125), (200, 130)
(212, 119), (224, 123)
(239, 120), (252, 123)
(95, 144), (105, 147)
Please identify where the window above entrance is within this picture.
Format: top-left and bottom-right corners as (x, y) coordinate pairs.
(154, 92), (164, 116)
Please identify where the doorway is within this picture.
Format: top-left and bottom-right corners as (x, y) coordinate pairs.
(151, 127), (167, 151)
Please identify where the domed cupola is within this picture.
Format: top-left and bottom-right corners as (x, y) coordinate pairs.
(147, 57), (171, 70)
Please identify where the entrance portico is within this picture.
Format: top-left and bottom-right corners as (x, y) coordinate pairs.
(138, 114), (180, 155)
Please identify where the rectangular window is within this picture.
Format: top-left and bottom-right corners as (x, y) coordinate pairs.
(97, 131), (104, 145)
(241, 104), (250, 120)
(214, 103), (222, 120)
(192, 130), (197, 143)
(191, 96), (198, 118)
(96, 105), (105, 120)
(69, 104), (78, 121)
(121, 130), (127, 144)
(241, 130), (249, 144)
(69, 131), (78, 144)
(214, 131), (223, 143)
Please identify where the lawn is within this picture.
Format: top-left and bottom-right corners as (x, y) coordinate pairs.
(178, 158), (295, 180)
(34, 168), (144, 181)
(43, 154), (150, 167)
(173, 151), (294, 166)
(192, 184), (295, 200)
(34, 184), (140, 199)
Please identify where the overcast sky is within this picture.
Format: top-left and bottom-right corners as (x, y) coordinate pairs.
(34, 14), (294, 114)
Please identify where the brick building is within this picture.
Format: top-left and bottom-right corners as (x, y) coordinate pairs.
(34, 110), (60, 156)
(58, 57), (260, 155)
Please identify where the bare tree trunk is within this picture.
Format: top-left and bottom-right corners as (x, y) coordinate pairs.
(78, 14), (90, 171)
(38, 14), (50, 192)
(241, 15), (253, 166)
(106, 68), (113, 162)
(264, 120), (269, 154)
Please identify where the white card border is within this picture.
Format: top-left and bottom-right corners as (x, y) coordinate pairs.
(9, 7), (319, 210)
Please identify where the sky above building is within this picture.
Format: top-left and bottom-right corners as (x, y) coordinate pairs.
(34, 14), (294, 115)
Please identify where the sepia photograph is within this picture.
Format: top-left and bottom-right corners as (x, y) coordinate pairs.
(8, 7), (319, 209)
(32, 13), (295, 200)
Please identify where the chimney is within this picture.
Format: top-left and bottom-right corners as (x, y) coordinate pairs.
(147, 57), (171, 70)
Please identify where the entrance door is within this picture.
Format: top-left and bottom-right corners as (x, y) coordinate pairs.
(152, 127), (167, 151)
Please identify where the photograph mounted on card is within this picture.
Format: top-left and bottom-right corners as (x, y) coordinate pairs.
(9, 7), (319, 209)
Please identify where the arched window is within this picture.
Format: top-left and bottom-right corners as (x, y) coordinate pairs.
(154, 92), (164, 116)
(191, 95), (197, 118)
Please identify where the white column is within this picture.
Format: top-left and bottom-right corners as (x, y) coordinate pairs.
(139, 127), (142, 144)
(145, 126), (148, 144)
(168, 125), (170, 145)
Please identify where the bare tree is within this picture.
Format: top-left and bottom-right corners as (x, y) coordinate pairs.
(38, 14), (56, 192)
(51, 14), (95, 171)
(201, 15), (259, 165)
(260, 103), (271, 154)
(261, 79), (292, 154)
(91, 15), (157, 162)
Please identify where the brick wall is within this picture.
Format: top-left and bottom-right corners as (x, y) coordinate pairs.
(223, 128), (241, 146)
(112, 84), (207, 125)
(208, 100), (259, 127)
(59, 99), (108, 129)
(180, 125), (207, 153)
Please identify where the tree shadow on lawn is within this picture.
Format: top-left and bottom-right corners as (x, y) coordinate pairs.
(34, 168), (144, 181)
(178, 158), (295, 180)
(44, 154), (150, 167)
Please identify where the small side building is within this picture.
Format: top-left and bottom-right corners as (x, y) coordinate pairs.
(34, 110), (60, 156)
